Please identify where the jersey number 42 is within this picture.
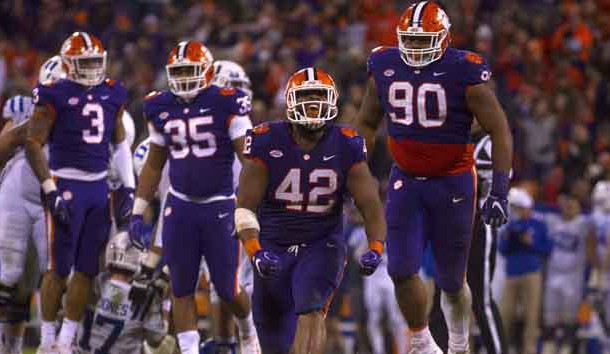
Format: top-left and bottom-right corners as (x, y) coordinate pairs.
(275, 168), (337, 213)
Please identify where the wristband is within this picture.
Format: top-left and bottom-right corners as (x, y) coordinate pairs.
(491, 170), (510, 197)
(41, 179), (57, 194)
(132, 197), (150, 215)
(369, 240), (384, 255)
(243, 238), (263, 258)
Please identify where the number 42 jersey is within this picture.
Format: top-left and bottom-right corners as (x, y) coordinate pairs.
(368, 46), (491, 177)
(244, 122), (366, 245)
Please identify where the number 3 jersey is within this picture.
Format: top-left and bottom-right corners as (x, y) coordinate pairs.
(144, 86), (252, 199)
(33, 79), (128, 179)
(368, 46), (491, 177)
(244, 122), (366, 245)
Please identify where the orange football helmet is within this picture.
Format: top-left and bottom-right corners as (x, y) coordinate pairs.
(285, 67), (338, 129)
(60, 32), (106, 86)
(166, 41), (214, 99)
(396, 1), (451, 67)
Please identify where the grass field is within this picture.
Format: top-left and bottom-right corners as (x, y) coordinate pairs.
(24, 348), (35, 354)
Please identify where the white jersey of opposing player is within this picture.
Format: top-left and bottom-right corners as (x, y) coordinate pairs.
(543, 213), (591, 273)
(108, 110), (136, 191)
(0, 95), (39, 202)
(77, 273), (166, 354)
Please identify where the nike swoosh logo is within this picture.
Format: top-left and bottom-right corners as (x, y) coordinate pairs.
(323, 155), (335, 161)
(101, 95), (110, 100)
(200, 108), (211, 113)
(218, 212), (229, 219)
(433, 72), (447, 77)
(452, 197), (464, 204)
(492, 201), (506, 217)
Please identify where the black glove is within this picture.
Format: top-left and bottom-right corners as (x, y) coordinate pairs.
(129, 264), (155, 305)
(45, 190), (70, 226)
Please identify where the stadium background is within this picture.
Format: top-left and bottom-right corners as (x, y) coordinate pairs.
(1, 0), (610, 353)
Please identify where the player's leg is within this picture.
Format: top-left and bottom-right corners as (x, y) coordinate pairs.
(291, 236), (347, 354)
(39, 177), (85, 352)
(0, 206), (31, 352)
(522, 272), (542, 354)
(201, 199), (259, 353)
(162, 194), (207, 354)
(363, 276), (385, 354)
(385, 168), (436, 351)
(542, 278), (561, 354)
(252, 254), (296, 354)
(57, 179), (111, 352)
(384, 281), (408, 354)
(467, 216), (507, 354)
(426, 169), (476, 354)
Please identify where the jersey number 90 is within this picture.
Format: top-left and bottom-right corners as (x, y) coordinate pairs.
(388, 82), (447, 128)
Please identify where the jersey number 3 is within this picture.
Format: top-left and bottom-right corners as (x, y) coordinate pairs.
(82, 103), (105, 144)
(275, 168), (337, 213)
(388, 82), (447, 128)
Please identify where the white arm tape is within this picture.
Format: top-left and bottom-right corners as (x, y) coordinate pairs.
(235, 207), (260, 232)
(133, 197), (150, 216)
(41, 179), (57, 194)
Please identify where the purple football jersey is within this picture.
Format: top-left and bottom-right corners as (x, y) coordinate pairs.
(33, 79), (128, 174)
(368, 46), (491, 177)
(145, 86), (251, 199)
(244, 121), (366, 245)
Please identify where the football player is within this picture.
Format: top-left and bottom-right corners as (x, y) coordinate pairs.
(25, 32), (135, 354)
(0, 56), (64, 354)
(236, 67), (386, 354)
(76, 231), (174, 354)
(539, 193), (596, 353)
(355, 2), (513, 353)
(128, 41), (260, 354)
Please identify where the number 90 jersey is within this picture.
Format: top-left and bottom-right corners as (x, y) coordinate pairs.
(145, 86), (252, 199)
(368, 46), (491, 177)
(33, 79), (128, 174)
(244, 121), (366, 245)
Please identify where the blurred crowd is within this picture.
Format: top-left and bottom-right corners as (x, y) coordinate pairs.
(3, 0), (610, 352)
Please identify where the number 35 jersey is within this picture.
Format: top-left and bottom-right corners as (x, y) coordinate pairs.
(244, 122), (366, 245)
(144, 86), (252, 199)
(33, 79), (128, 177)
(368, 46), (491, 177)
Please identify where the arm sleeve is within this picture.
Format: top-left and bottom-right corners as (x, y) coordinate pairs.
(32, 84), (57, 109)
(243, 124), (271, 168)
(341, 127), (367, 170)
(460, 51), (492, 86)
(228, 115), (253, 140)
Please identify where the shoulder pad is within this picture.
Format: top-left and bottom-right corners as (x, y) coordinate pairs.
(144, 91), (162, 101)
(340, 126), (359, 138)
(464, 51), (484, 65)
(252, 123), (271, 135)
(371, 46), (392, 54)
(220, 87), (237, 96)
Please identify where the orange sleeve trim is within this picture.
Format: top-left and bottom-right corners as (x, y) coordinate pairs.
(243, 238), (263, 258)
(369, 240), (384, 255)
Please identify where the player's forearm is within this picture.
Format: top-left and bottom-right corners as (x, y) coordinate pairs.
(587, 233), (600, 268)
(235, 207), (263, 258)
(489, 126), (513, 174)
(361, 203), (387, 244)
(357, 124), (377, 155)
(24, 139), (51, 183)
(134, 163), (162, 204)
